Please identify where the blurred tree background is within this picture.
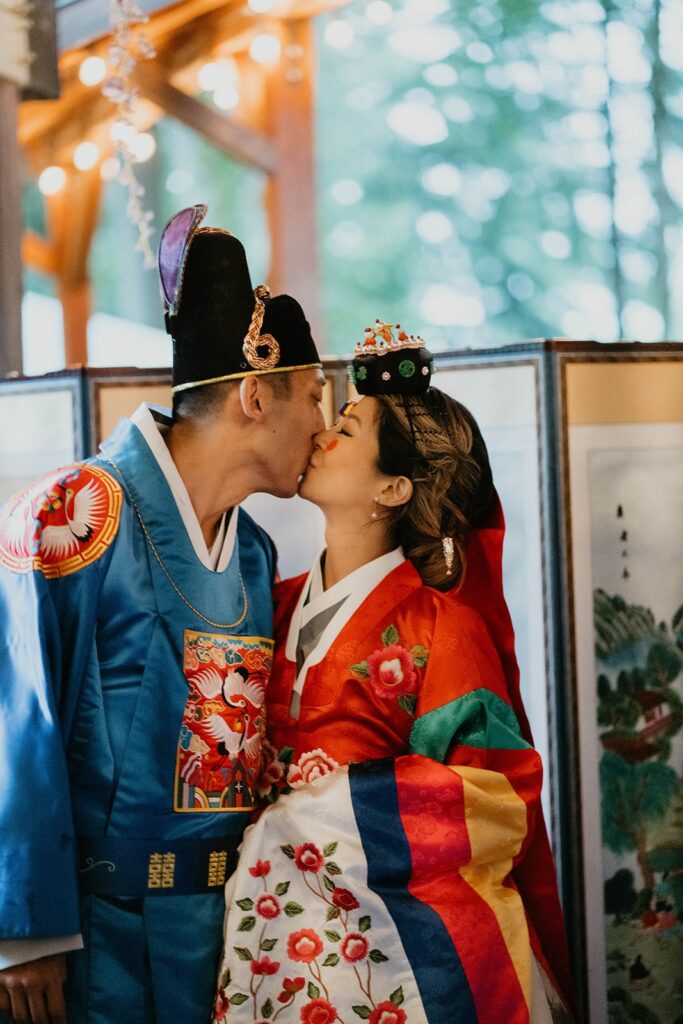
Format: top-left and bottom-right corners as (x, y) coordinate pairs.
(316, 0), (683, 352)
(22, 0), (683, 362)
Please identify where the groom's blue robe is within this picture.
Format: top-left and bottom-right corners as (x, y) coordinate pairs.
(0, 412), (276, 1024)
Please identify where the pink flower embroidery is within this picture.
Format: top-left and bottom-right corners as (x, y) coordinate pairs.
(331, 887), (359, 911)
(369, 1004), (407, 1024)
(278, 976), (306, 1002)
(287, 749), (339, 789)
(249, 859), (271, 877)
(213, 987), (229, 1020)
(294, 843), (325, 873)
(256, 894), (281, 919)
(366, 644), (417, 699)
(340, 932), (370, 963)
(287, 928), (324, 963)
(300, 999), (338, 1024)
(250, 955), (280, 976)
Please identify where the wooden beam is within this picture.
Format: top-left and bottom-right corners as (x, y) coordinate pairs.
(0, 77), (23, 374)
(133, 63), (277, 173)
(265, 19), (321, 342)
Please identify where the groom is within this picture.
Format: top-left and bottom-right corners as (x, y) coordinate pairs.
(0, 205), (324, 1024)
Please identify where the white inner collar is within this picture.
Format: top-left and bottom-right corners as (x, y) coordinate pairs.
(129, 403), (238, 572)
(286, 546), (405, 697)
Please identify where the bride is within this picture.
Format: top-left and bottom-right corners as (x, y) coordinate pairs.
(213, 323), (574, 1024)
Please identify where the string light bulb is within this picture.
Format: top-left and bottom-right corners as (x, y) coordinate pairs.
(73, 141), (100, 171)
(100, 157), (120, 181)
(38, 166), (66, 195)
(249, 33), (281, 64)
(127, 132), (156, 162)
(213, 86), (240, 110)
(79, 55), (107, 86)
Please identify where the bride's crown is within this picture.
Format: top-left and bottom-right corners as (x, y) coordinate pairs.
(350, 318), (433, 395)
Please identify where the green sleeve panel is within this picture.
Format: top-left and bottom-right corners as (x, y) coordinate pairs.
(408, 686), (531, 762)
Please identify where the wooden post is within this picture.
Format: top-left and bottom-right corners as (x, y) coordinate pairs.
(0, 77), (24, 375)
(48, 165), (103, 366)
(265, 18), (322, 344)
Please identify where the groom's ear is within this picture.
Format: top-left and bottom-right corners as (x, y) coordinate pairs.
(239, 375), (268, 423)
(378, 475), (413, 509)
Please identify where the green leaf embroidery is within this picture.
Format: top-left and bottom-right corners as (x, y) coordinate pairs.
(358, 915), (371, 933)
(381, 625), (399, 646)
(230, 992), (249, 1005)
(323, 841), (338, 856)
(397, 694), (417, 716)
(278, 746), (294, 765)
(411, 644), (430, 668)
(308, 982), (321, 1000)
(352, 1006), (371, 1019)
(389, 986), (405, 1006)
(261, 998), (274, 1019)
(284, 901), (305, 917)
(275, 881), (290, 896)
(369, 949), (389, 963)
(323, 953), (340, 967)
(233, 947), (253, 961)
(235, 898), (253, 911)
(325, 861), (342, 875)
(280, 844), (295, 859)
(260, 938), (277, 951)
(350, 660), (370, 679)
(326, 906), (340, 920)
(237, 915), (256, 932)
(324, 930), (342, 942)
(322, 875), (336, 892)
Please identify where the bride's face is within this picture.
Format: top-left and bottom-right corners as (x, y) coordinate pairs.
(298, 396), (384, 513)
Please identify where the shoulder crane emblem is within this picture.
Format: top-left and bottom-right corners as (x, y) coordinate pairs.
(0, 464), (122, 578)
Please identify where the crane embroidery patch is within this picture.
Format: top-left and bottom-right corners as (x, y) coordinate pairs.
(0, 464), (122, 578)
(176, 631), (274, 813)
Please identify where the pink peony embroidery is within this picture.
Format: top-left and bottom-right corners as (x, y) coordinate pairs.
(331, 887), (359, 911)
(340, 932), (370, 964)
(300, 998), (338, 1024)
(287, 748), (339, 789)
(250, 955), (280, 976)
(294, 843), (325, 873)
(366, 644), (417, 699)
(248, 859), (271, 877)
(287, 928), (324, 963)
(369, 1004), (407, 1024)
(256, 893), (281, 919)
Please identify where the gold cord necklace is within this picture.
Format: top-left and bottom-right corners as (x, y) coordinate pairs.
(102, 454), (248, 630)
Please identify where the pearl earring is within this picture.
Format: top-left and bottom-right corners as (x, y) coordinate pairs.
(371, 496), (379, 521)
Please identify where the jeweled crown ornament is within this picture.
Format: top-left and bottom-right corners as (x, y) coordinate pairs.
(350, 319), (434, 395)
(158, 204), (321, 394)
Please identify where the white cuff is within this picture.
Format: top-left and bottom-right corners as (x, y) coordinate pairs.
(0, 934), (83, 970)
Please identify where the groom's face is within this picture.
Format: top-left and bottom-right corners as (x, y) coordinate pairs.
(263, 368), (326, 497)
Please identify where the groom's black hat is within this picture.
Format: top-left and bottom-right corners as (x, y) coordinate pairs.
(158, 205), (321, 393)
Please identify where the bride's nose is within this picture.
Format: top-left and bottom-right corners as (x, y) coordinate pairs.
(312, 427), (331, 451)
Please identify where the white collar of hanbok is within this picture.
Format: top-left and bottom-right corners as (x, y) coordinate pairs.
(286, 546), (405, 697)
(130, 403), (238, 573)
